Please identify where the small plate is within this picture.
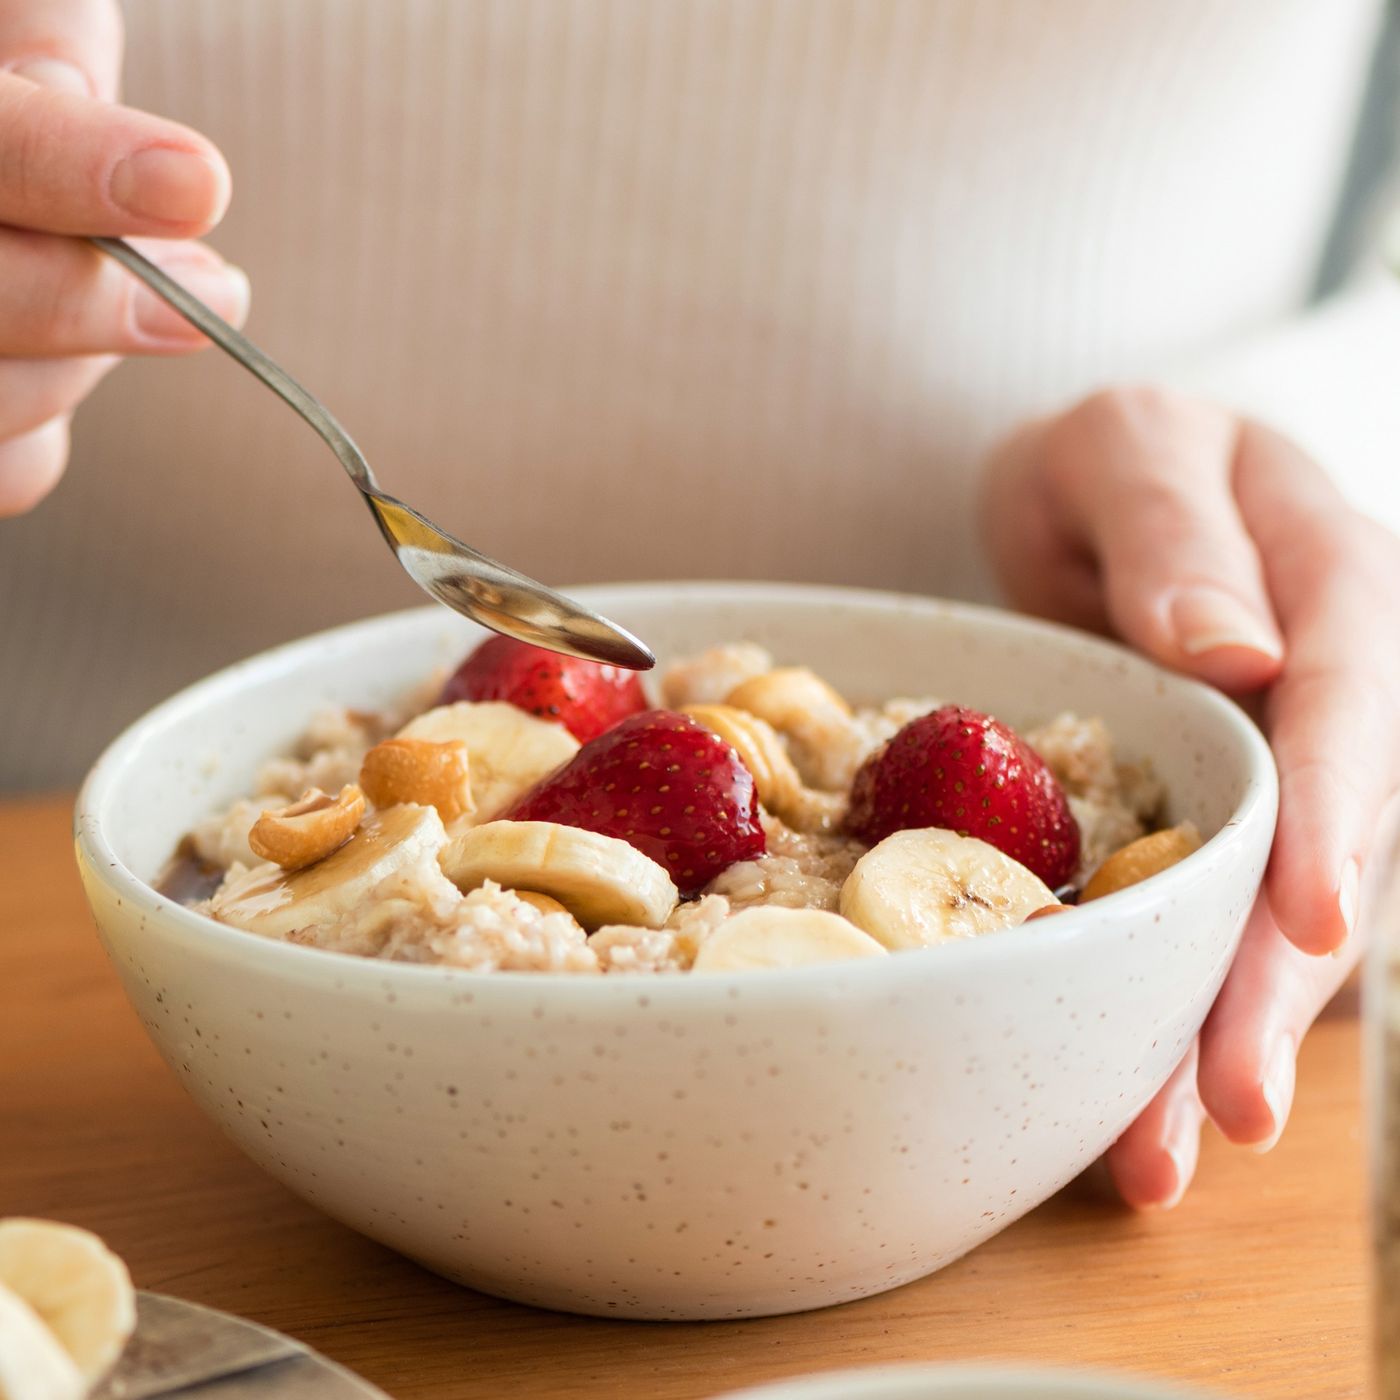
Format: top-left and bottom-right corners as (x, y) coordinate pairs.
(709, 1364), (1224, 1400)
(94, 1293), (388, 1399)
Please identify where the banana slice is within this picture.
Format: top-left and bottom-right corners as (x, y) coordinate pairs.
(680, 703), (804, 812)
(512, 889), (577, 920)
(724, 668), (856, 790)
(692, 906), (887, 972)
(440, 820), (677, 930)
(0, 1285), (84, 1400)
(398, 702), (579, 821)
(682, 702), (847, 832)
(659, 642), (774, 708)
(840, 827), (1054, 950)
(209, 803), (446, 938)
(0, 1219), (135, 1386)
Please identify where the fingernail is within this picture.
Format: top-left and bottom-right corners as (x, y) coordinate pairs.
(1339, 858), (1360, 939)
(110, 146), (229, 226)
(1157, 1148), (1189, 1210)
(1252, 1035), (1297, 1154)
(1170, 587), (1283, 661)
(7, 57), (93, 96)
(1157, 1099), (1203, 1209)
(132, 264), (250, 343)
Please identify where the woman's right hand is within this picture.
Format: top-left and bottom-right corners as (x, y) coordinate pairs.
(0, 0), (246, 517)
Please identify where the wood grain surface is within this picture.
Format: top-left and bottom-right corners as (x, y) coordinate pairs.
(0, 795), (1370, 1399)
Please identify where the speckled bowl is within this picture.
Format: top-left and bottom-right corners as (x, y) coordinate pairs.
(75, 583), (1276, 1320)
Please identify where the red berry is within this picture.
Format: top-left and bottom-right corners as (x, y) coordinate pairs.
(440, 635), (648, 742)
(507, 710), (766, 896)
(846, 705), (1080, 888)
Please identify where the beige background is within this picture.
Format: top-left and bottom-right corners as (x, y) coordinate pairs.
(1, 0), (1392, 789)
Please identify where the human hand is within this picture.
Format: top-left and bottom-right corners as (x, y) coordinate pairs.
(0, 0), (246, 517)
(980, 385), (1400, 1205)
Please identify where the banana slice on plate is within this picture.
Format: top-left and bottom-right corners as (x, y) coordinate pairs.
(840, 827), (1054, 950)
(441, 820), (677, 930)
(210, 803), (447, 938)
(692, 906), (887, 972)
(0, 1219), (135, 1390)
(398, 702), (579, 821)
(0, 1286), (84, 1400)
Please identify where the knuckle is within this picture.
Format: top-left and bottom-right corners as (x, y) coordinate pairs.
(0, 366), (67, 437)
(1275, 663), (1399, 791)
(1350, 667), (1398, 740)
(1044, 385), (1235, 496)
(1068, 384), (1199, 443)
(1304, 507), (1400, 603)
(0, 83), (58, 212)
(1269, 509), (1350, 589)
(1077, 464), (1232, 564)
(1282, 754), (1373, 830)
(0, 417), (70, 515)
(1107, 471), (1198, 520)
(41, 243), (116, 350)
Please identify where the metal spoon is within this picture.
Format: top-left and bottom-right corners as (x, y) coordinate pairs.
(90, 237), (654, 671)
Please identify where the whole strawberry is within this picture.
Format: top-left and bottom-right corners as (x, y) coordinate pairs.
(440, 635), (648, 742)
(846, 705), (1080, 888)
(507, 710), (766, 895)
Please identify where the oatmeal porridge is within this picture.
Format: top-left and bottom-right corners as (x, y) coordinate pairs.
(161, 636), (1194, 974)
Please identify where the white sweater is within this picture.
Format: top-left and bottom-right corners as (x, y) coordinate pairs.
(2, 0), (1394, 789)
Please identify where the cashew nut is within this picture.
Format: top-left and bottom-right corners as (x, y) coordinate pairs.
(248, 785), (367, 870)
(359, 736), (474, 822)
(1022, 903), (1073, 923)
(1081, 823), (1202, 902)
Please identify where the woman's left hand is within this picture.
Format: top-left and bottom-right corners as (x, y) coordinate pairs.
(980, 385), (1400, 1206)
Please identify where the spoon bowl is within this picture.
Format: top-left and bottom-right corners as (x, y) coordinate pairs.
(367, 492), (652, 667)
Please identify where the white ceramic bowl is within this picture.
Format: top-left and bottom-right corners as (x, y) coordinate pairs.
(76, 583), (1276, 1320)
(710, 1364), (1222, 1399)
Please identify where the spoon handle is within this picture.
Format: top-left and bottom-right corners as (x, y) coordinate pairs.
(90, 237), (380, 494)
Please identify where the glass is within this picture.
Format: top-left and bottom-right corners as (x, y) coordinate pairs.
(1368, 821), (1400, 1396)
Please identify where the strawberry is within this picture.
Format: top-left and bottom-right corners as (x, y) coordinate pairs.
(440, 635), (648, 742)
(507, 710), (766, 895)
(846, 705), (1080, 888)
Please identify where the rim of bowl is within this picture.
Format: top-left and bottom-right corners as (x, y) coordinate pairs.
(75, 581), (1278, 1001)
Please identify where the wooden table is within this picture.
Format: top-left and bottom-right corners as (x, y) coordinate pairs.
(1, 794), (1369, 1399)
